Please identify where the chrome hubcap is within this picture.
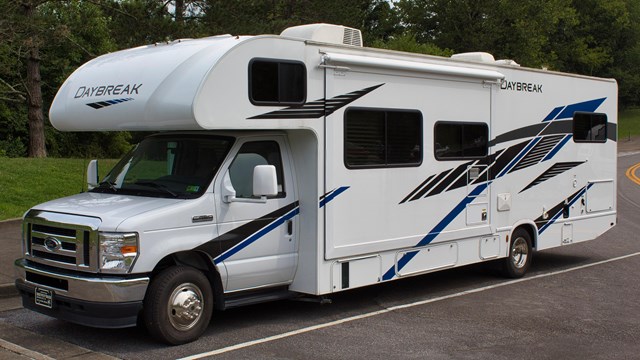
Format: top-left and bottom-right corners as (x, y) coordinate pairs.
(168, 283), (203, 331)
(511, 237), (529, 269)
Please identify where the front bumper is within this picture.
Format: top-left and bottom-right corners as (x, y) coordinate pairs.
(14, 258), (149, 328)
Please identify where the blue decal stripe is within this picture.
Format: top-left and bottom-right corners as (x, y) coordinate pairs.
(543, 106), (565, 121)
(496, 137), (541, 178)
(213, 186), (349, 264)
(320, 186), (350, 208)
(213, 207), (300, 264)
(555, 98), (606, 120)
(382, 183), (490, 281)
(542, 134), (572, 162)
(538, 208), (565, 234)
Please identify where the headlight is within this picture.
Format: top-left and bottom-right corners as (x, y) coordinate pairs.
(99, 232), (139, 273)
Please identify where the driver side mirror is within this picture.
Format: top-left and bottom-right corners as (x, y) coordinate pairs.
(252, 165), (278, 197)
(222, 165), (278, 204)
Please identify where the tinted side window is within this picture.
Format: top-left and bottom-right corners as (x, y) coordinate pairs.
(573, 112), (607, 142)
(229, 141), (285, 198)
(434, 122), (488, 160)
(345, 108), (422, 168)
(249, 59), (306, 105)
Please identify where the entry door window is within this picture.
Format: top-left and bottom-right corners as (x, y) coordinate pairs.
(228, 141), (285, 198)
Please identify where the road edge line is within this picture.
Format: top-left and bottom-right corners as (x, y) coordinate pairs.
(625, 162), (640, 185)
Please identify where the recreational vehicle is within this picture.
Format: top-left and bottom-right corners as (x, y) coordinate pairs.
(15, 24), (617, 344)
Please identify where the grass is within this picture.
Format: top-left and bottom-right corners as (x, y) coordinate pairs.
(619, 108), (640, 140)
(0, 158), (117, 221)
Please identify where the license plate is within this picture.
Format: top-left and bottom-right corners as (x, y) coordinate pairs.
(35, 287), (53, 309)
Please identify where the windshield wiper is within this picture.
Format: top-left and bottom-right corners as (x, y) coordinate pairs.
(134, 181), (178, 197)
(97, 181), (118, 192)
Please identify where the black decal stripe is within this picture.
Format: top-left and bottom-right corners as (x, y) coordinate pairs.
(469, 152), (502, 186)
(251, 112), (325, 119)
(400, 150), (499, 204)
(535, 200), (567, 231)
(400, 175), (435, 204)
(489, 123), (546, 147)
(534, 187), (585, 231)
(248, 84), (383, 120)
(539, 120), (572, 137)
(319, 188), (341, 201)
(488, 140), (530, 181)
(86, 98), (134, 109)
(195, 202), (299, 259)
(510, 135), (564, 173)
(427, 163), (473, 198)
(410, 169), (452, 201)
(477, 149), (504, 166)
(520, 162), (585, 193)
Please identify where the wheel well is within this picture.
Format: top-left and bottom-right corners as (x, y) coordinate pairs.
(151, 251), (225, 311)
(513, 224), (538, 250)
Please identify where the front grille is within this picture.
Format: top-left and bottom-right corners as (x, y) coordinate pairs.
(24, 211), (100, 273)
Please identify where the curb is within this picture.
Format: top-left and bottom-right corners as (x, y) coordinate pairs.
(0, 218), (21, 224)
(0, 283), (18, 299)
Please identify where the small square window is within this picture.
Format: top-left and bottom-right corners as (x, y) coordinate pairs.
(434, 122), (488, 160)
(249, 59), (306, 105)
(573, 112), (607, 143)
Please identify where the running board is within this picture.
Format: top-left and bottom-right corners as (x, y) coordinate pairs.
(223, 287), (296, 309)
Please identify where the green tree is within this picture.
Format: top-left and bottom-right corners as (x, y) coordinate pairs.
(395, 0), (640, 107)
(554, 0), (640, 107)
(103, 0), (206, 49)
(202, 0), (372, 37)
(396, 0), (577, 68)
(1, 0), (120, 158)
(363, 0), (403, 44)
(371, 33), (452, 56)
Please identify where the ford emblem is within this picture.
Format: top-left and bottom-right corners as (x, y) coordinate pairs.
(44, 236), (62, 252)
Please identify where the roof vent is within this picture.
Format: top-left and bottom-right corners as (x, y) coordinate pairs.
(281, 23), (363, 47)
(451, 52), (496, 63)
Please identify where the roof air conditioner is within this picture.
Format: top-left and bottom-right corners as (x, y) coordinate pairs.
(281, 23), (363, 47)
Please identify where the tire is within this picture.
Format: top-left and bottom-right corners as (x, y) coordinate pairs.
(502, 228), (533, 278)
(143, 266), (214, 345)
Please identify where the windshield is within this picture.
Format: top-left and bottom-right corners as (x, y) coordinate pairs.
(91, 134), (233, 199)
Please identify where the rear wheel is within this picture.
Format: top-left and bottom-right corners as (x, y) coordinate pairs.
(143, 266), (213, 345)
(502, 228), (532, 278)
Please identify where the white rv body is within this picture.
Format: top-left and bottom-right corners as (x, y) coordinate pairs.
(16, 24), (617, 344)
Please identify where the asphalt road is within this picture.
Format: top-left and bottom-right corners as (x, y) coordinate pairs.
(1, 153), (639, 360)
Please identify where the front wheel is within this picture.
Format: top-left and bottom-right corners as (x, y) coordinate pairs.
(501, 228), (532, 278)
(143, 266), (214, 345)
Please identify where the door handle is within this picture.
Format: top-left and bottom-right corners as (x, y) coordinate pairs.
(287, 220), (293, 235)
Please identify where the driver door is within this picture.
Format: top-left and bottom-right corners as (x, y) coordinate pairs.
(214, 136), (298, 292)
